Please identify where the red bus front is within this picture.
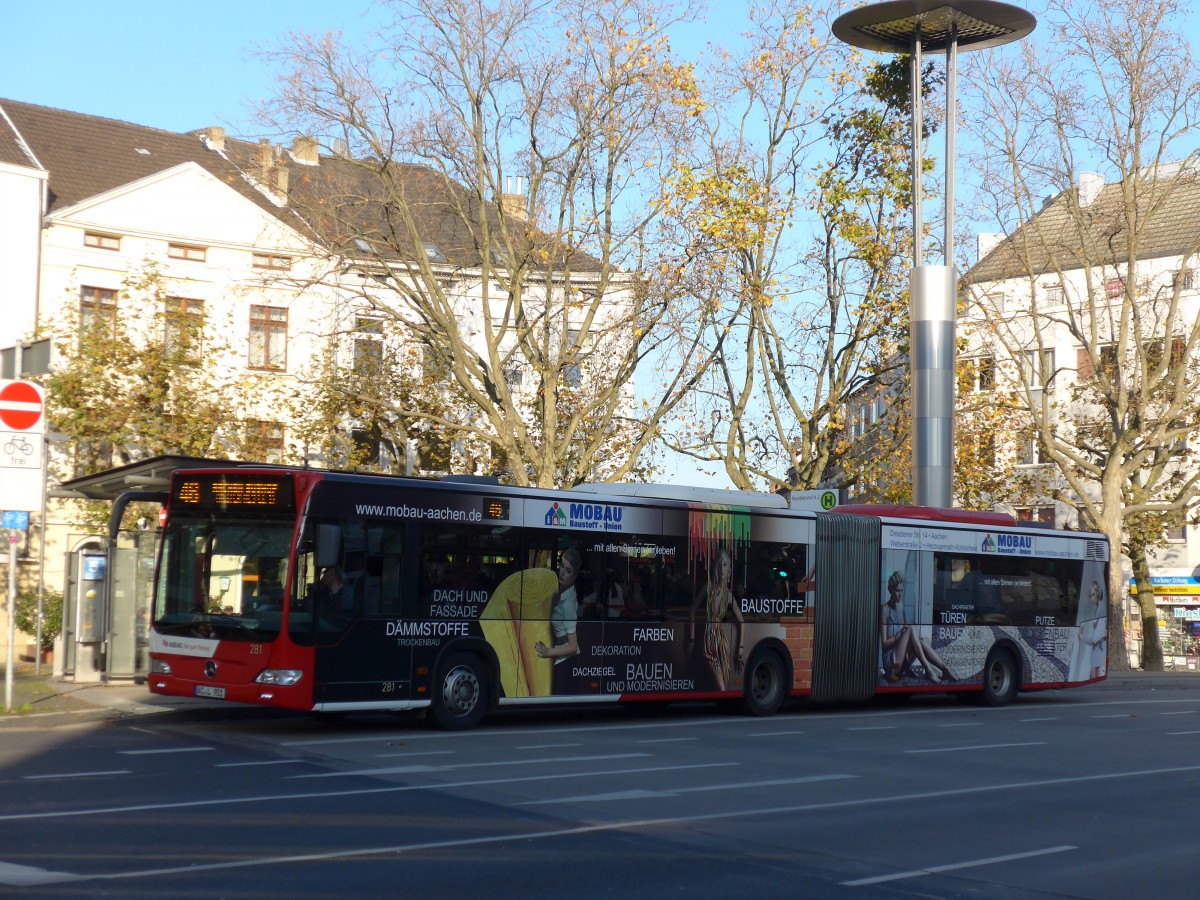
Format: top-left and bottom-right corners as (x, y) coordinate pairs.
(147, 470), (320, 711)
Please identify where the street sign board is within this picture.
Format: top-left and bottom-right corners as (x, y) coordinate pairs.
(788, 488), (841, 511)
(0, 380), (45, 511)
(0, 380), (44, 432)
(1, 510), (29, 530)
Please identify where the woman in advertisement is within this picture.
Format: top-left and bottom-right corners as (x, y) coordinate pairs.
(1080, 580), (1107, 679)
(881, 571), (955, 683)
(688, 548), (745, 691)
(534, 548), (583, 689)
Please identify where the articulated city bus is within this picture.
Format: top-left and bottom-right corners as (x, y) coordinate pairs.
(146, 466), (1110, 729)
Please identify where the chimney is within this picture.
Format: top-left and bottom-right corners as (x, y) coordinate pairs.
(256, 139), (275, 182)
(290, 135), (320, 166)
(977, 233), (1003, 261)
(500, 175), (527, 221)
(1078, 172), (1104, 208)
(204, 126), (225, 152)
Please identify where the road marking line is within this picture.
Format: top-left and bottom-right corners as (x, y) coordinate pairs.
(1166, 730), (1200, 735)
(937, 722), (982, 728)
(515, 743), (582, 750)
(847, 726), (896, 732)
(118, 747), (213, 755)
(637, 737), (697, 744)
(840, 844), (1077, 886)
(215, 760), (307, 768)
(747, 730), (805, 736)
(1020, 717), (1060, 722)
(519, 773), (855, 805)
(906, 742), (1045, 754)
(1092, 714), (1132, 719)
(0, 860), (80, 887)
(1160, 710), (1195, 716)
(22, 770), (131, 781)
(374, 750), (456, 759)
(0, 762), (736, 822)
(287, 753), (648, 779)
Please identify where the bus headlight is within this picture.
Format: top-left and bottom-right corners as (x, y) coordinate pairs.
(256, 669), (303, 686)
(150, 658), (172, 675)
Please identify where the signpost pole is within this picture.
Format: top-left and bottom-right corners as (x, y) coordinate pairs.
(0, 378), (47, 704)
(5, 534), (15, 712)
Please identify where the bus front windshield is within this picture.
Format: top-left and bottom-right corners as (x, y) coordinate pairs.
(153, 514), (296, 642)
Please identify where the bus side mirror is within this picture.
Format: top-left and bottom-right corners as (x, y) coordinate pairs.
(315, 524), (343, 569)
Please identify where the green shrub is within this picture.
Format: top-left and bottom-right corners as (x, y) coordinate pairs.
(14, 586), (64, 652)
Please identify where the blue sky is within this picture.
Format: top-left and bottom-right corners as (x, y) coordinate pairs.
(1, 1), (387, 134)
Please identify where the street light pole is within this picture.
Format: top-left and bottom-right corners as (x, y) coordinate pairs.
(833, 0), (1035, 508)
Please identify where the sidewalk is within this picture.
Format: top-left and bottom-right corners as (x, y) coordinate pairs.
(0, 663), (227, 727)
(3, 665), (1196, 727)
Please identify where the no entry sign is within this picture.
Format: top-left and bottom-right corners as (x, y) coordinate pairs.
(0, 380), (44, 432)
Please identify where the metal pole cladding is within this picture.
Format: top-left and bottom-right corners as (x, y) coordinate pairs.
(945, 24), (958, 270)
(911, 25), (923, 268)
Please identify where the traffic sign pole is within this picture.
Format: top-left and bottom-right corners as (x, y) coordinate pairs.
(5, 534), (15, 713)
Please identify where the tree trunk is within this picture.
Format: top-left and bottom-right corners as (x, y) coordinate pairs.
(1101, 510), (1131, 673)
(1131, 547), (1163, 671)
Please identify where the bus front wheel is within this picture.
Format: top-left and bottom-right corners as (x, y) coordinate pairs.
(431, 653), (488, 730)
(981, 649), (1019, 707)
(741, 649), (787, 717)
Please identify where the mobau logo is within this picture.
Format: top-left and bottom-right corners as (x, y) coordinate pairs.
(995, 533), (1034, 555)
(544, 501), (624, 531)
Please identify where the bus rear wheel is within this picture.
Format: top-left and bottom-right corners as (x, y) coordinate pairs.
(741, 650), (787, 717)
(981, 648), (1019, 707)
(430, 653), (488, 730)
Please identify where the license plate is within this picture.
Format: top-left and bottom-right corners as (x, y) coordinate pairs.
(195, 685), (226, 699)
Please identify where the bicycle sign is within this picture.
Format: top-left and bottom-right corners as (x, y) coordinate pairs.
(3, 434), (33, 456)
(0, 431), (41, 468)
(0, 379), (45, 512)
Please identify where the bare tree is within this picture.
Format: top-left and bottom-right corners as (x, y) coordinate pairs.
(659, 2), (916, 493)
(962, 0), (1200, 670)
(256, 0), (713, 487)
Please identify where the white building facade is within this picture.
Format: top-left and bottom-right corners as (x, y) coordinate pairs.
(0, 99), (635, 679)
(961, 169), (1200, 667)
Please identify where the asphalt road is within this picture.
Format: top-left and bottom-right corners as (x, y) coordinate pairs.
(1, 679), (1197, 898)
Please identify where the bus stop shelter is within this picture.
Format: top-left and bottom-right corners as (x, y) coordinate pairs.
(55, 456), (241, 681)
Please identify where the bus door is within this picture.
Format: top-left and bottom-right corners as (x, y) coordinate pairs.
(811, 512), (881, 702)
(294, 516), (419, 707)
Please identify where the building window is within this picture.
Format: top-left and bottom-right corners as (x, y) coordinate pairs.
(244, 420), (285, 464)
(1020, 349), (1055, 389)
(1176, 269), (1195, 291)
(1014, 505), (1056, 525)
(248, 305), (288, 370)
(353, 317), (384, 376)
(1166, 524), (1186, 543)
(962, 356), (995, 393)
(165, 297), (204, 357)
(252, 252), (292, 271)
(503, 363), (525, 388)
(84, 232), (120, 251)
(79, 286), (117, 333)
(168, 243), (207, 262)
(1018, 434), (1047, 466)
(1042, 283), (1063, 305)
(423, 346), (450, 384)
